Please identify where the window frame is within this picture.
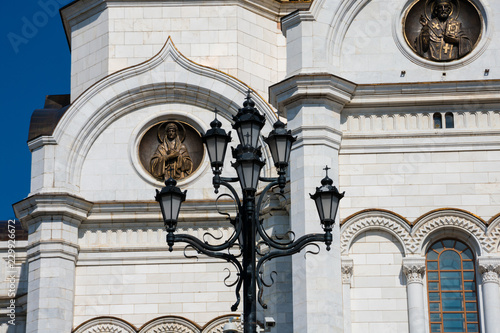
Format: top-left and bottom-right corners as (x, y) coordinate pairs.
(426, 239), (480, 333)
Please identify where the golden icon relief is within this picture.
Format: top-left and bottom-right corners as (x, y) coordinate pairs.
(404, 0), (482, 62)
(139, 120), (204, 181)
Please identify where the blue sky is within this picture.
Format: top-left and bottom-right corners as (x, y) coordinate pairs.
(1, 0), (72, 219)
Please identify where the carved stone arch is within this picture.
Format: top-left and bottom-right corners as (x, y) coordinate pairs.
(340, 209), (412, 255)
(138, 316), (200, 333)
(486, 213), (500, 254)
(201, 315), (242, 333)
(326, 0), (373, 60)
(411, 209), (488, 256)
(73, 317), (136, 333)
(47, 37), (277, 193)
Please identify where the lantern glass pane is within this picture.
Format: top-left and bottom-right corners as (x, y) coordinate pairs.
(284, 139), (292, 163)
(237, 123), (261, 148)
(275, 137), (287, 163)
(236, 163), (248, 189)
(161, 193), (174, 221)
(321, 193), (333, 220)
(216, 139), (226, 161)
(314, 196), (325, 221)
(234, 163), (245, 189)
(250, 124), (260, 148)
(267, 137), (278, 165)
(205, 136), (217, 164)
(171, 194), (182, 221)
(252, 162), (262, 189)
(329, 196), (339, 221)
(237, 124), (250, 146)
(243, 161), (254, 189)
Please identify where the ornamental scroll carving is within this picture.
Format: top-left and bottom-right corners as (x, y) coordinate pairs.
(402, 258), (426, 284)
(341, 259), (354, 284)
(478, 258), (500, 284)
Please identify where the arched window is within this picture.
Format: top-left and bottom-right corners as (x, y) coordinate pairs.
(434, 113), (443, 128)
(445, 112), (454, 128)
(426, 240), (480, 333)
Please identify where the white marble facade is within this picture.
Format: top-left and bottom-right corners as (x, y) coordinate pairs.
(7, 0), (500, 332)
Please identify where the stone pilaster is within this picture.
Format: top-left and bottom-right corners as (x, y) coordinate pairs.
(402, 258), (426, 333)
(341, 258), (353, 333)
(14, 194), (92, 333)
(478, 257), (500, 333)
(269, 74), (356, 333)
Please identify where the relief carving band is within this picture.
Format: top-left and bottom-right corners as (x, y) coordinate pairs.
(404, 0), (482, 62)
(151, 122), (193, 180)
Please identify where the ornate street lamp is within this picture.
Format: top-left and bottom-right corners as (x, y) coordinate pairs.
(155, 91), (344, 333)
(155, 177), (186, 251)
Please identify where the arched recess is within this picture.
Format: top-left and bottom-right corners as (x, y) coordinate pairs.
(411, 209), (487, 256)
(73, 317), (136, 333)
(48, 37), (277, 193)
(340, 209), (412, 255)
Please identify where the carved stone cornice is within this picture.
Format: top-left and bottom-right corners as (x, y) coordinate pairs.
(269, 73), (357, 114)
(13, 193), (93, 230)
(26, 240), (80, 263)
(478, 257), (500, 284)
(341, 258), (354, 285)
(403, 258), (426, 285)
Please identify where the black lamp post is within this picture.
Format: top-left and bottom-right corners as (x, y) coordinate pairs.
(155, 91), (344, 332)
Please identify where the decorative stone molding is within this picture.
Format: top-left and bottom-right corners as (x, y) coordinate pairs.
(341, 258), (354, 284)
(73, 318), (136, 333)
(478, 257), (500, 284)
(139, 317), (200, 333)
(340, 211), (412, 255)
(327, 0), (371, 59)
(486, 214), (500, 253)
(269, 74), (356, 114)
(141, 323), (197, 333)
(343, 111), (500, 134)
(80, 325), (132, 333)
(73, 316), (243, 333)
(13, 193), (93, 230)
(201, 316), (242, 333)
(402, 258), (426, 285)
(26, 240), (80, 263)
(340, 209), (500, 256)
(411, 213), (488, 254)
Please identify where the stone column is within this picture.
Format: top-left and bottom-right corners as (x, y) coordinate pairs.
(402, 258), (426, 333)
(270, 74), (356, 332)
(341, 258), (354, 333)
(478, 257), (500, 333)
(14, 194), (92, 333)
